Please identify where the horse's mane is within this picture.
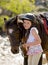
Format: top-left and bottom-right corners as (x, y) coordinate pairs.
(4, 16), (18, 28)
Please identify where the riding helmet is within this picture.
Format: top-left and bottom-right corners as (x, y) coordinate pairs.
(20, 13), (35, 22)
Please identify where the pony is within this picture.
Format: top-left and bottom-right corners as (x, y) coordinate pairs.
(4, 15), (28, 65)
(34, 14), (48, 60)
(4, 16), (24, 54)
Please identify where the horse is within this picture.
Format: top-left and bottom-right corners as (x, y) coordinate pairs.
(36, 14), (48, 51)
(4, 16), (25, 54)
(4, 15), (29, 65)
(34, 14), (48, 60)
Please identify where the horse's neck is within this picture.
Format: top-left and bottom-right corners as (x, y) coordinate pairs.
(21, 30), (29, 43)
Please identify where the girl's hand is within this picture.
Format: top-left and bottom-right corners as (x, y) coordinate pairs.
(22, 43), (29, 51)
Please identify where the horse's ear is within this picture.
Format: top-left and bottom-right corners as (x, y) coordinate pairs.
(16, 15), (18, 21)
(14, 15), (18, 24)
(4, 18), (7, 23)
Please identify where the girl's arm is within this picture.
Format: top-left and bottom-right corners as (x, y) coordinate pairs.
(27, 29), (41, 47)
(22, 29), (41, 48)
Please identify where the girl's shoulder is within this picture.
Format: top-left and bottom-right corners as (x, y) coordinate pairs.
(30, 27), (38, 34)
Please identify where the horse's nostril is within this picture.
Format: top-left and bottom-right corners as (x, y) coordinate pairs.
(15, 49), (18, 52)
(11, 49), (19, 54)
(15, 49), (19, 53)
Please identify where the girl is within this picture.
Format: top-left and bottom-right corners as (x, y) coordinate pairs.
(20, 14), (43, 65)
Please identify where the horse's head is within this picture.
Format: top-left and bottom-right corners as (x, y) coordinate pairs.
(4, 16), (22, 54)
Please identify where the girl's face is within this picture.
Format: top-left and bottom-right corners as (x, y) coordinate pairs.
(23, 20), (32, 30)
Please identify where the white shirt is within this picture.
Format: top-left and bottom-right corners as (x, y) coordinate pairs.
(26, 27), (43, 55)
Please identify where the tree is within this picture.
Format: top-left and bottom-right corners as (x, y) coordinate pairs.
(0, 0), (35, 14)
(0, 0), (35, 27)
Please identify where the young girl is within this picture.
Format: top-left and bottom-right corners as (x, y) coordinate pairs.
(20, 14), (43, 65)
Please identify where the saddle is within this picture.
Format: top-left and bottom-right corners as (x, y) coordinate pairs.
(42, 18), (48, 35)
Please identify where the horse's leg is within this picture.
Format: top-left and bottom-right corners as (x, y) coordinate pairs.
(45, 51), (48, 61)
(24, 56), (28, 65)
(38, 53), (42, 65)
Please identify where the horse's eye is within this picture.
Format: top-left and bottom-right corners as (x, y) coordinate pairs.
(8, 29), (14, 34)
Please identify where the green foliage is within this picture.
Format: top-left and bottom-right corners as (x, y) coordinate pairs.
(0, 0), (35, 14)
(37, 7), (48, 12)
(0, 0), (35, 27)
(0, 16), (4, 27)
(21, 0), (34, 13)
(0, 16), (9, 27)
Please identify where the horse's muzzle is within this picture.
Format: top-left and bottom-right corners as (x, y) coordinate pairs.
(11, 46), (19, 54)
